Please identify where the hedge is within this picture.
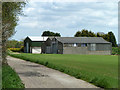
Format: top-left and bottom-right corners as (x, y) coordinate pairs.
(8, 46), (24, 52)
(112, 47), (120, 55)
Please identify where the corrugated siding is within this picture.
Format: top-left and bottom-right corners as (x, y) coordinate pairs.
(87, 43), (111, 51)
(58, 42), (63, 54)
(96, 43), (111, 51)
(63, 47), (88, 54)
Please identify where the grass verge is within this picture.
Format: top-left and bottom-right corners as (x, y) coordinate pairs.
(2, 64), (24, 88)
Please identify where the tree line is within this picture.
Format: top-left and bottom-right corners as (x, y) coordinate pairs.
(7, 40), (23, 48)
(42, 29), (117, 47)
(74, 29), (117, 47)
(7, 29), (117, 50)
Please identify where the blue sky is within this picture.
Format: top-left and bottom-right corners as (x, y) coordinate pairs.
(11, 0), (118, 43)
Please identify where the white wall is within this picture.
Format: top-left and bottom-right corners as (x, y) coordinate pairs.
(32, 47), (41, 53)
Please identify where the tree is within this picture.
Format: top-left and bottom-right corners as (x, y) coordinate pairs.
(2, 2), (26, 64)
(81, 29), (89, 37)
(7, 40), (23, 48)
(102, 34), (109, 41)
(107, 32), (117, 47)
(74, 29), (96, 37)
(42, 31), (61, 37)
(97, 33), (101, 37)
(102, 31), (117, 47)
(74, 31), (81, 37)
(88, 31), (96, 37)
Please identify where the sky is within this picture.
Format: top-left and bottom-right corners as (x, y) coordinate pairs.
(11, 0), (119, 43)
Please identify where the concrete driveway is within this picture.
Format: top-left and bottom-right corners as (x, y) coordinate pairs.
(7, 56), (99, 88)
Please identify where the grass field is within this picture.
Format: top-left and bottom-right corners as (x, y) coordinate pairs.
(2, 65), (24, 88)
(9, 53), (118, 88)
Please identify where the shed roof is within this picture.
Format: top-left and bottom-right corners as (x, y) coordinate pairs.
(54, 37), (110, 44)
(26, 36), (48, 41)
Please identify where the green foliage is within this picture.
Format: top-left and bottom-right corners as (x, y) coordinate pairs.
(108, 32), (117, 47)
(20, 46), (24, 52)
(88, 31), (96, 37)
(74, 31), (81, 37)
(2, 65), (24, 88)
(9, 53), (118, 88)
(112, 47), (120, 55)
(74, 29), (96, 37)
(2, 2), (26, 38)
(7, 40), (23, 48)
(2, 2), (26, 64)
(97, 33), (101, 37)
(42, 31), (61, 37)
(102, 34), (109, 41)
(102, 32), (117, 47)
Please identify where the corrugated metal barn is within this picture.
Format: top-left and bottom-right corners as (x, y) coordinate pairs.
(43, 37), (112, 55)
(24, 36), (48, 53)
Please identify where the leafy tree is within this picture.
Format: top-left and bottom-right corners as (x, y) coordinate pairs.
(107, 32), (117, 47)
(88, 31), (96, 37)
(97, 33), (100, 37)
(2, 2), (26, 64)
(102, 34), (109, 41)
(42, 31), (61, 37)
(7, 40), (23, 48)
(100, 32), (117, 47)
(81, 29), (89, 37)
(74, 31), (81, 37)
(54, 33), (61, 36)
(74, 29), (96, 37)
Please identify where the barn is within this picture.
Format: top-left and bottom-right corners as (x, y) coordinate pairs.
(24, 36), (48, 53)
(43, 37), (112, 55)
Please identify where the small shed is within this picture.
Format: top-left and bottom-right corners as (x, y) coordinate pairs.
(24, 36), (48, 53)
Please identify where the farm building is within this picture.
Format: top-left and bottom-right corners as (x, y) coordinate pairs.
(24, 36), (48, 53)
(42, 37), (112, 55)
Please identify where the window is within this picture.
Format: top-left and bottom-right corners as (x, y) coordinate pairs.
(81, 43), (87, 47)
(64, 43), (78, 47)
(91, 44), (96, 51)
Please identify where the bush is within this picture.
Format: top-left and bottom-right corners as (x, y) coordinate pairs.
(9, 48), (21, 52)
(20, 46), (24, 52)
(112, 47), (118, 55)
(8, 46), (24, 52)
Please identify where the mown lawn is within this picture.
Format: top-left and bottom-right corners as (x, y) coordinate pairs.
(2, 65), (24, 88)
(9, 53), (118, 88)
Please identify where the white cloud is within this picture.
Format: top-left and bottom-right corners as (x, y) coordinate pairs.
(20, 21), (39, 28)
(24, 7), (35, 14)
(28, 0), (119, 2)
(108, 18), (118, 27)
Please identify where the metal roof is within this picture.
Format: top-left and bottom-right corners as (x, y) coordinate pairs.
(27, 36), (48, 41)
(54, 37), (110, 44)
